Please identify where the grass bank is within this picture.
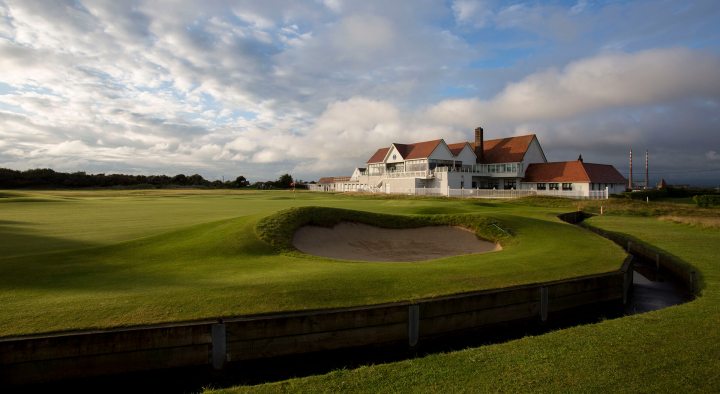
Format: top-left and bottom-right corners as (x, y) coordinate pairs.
(0, 190), (624, 337)
(215, 208), (720, 393)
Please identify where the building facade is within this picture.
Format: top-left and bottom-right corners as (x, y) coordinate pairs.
(314, 127), (626, 198)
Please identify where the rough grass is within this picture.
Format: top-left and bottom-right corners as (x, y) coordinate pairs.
(0, 190), (624, 337)
(215, 208), (720, 393)
(659, 215), (720, 229)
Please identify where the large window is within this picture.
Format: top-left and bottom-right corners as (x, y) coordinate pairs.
(504, 180), (516, 190)
(549, 183), (559, 190)
(562, 183), (573, 191)
(536, 183), (546, 190)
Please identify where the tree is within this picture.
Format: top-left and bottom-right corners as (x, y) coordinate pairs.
(276, 173), (293, 189)
(172, 174), (188, 185)
(234, 175), (249, 187)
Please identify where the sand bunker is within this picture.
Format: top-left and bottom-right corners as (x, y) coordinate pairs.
(293, 222), (501, 262)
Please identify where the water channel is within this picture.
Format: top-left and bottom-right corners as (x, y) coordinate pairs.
(20, 246), (693, 394)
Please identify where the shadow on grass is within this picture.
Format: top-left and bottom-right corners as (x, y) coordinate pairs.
(0, 220), (100, 261)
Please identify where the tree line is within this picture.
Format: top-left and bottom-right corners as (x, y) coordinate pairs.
(0, 168), (304, 189)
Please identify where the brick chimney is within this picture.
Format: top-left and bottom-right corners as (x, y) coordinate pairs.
(474, 126), (484, 163)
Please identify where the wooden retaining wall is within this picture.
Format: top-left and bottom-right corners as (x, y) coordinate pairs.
(579, 222), (698, 295)
(0, 259), (632, 386)
(559, 210), (698, 294)
(2, 212), (641, 386)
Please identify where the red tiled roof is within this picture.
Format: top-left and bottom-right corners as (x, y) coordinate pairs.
(524, 161), (626, 183)
(447, 142), (471, 156)
(366, 147), (390, 163)
(318, 176), (352, 184)
(394, 139), (443, 160)
(476, 134), (536, 164)
(369, 134), (537, 164)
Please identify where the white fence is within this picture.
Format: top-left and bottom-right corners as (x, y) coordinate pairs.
(413, 187), (608, 200)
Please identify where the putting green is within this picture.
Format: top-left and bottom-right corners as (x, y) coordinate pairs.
(0, 190), (625, 337)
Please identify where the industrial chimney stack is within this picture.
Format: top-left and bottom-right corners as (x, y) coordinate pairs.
(474, 127), (484, 163)
(629, 148), (633, 190)
(645, 150), (649, 190)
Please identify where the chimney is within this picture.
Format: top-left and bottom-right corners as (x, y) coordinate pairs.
(578, 154), (583, 162)
(629, 147), (633, 190)
(645, 150), (649, 190)
(474, 126), (484, 163)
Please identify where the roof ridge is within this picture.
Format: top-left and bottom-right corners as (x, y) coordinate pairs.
(577, 160), (591, 182)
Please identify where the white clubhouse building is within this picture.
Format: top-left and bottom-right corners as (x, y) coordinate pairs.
(312, 127), (626, 199)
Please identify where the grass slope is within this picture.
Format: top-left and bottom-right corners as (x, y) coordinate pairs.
(216, 209), (720, 393)
(0, 191), (624, 337)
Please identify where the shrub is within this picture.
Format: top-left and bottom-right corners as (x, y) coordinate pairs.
(693, 195), (720, 208)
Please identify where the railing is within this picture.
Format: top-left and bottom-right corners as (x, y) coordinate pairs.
(413, 188), (608, 200)
(383, 170), (433, 179)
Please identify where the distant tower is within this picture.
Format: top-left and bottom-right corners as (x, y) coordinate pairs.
(629, 147), (633, 190)
(645, 150), (649, 190)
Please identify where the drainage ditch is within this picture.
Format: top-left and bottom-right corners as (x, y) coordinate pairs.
(11, 217), (695, 394)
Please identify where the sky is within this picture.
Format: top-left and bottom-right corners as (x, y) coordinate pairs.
(0, 0), (719, 185)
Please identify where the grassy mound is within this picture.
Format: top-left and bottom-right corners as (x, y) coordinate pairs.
(0, 190), (625, 337)
(215, 212), (720, 393)
(255, 206), (511, 253)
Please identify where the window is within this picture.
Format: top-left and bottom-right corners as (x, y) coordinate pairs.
(536, 183), (546, 190)
(504, 180), (516, 190)
(549, 183), (559, 190)
(562, 183), (572, 191)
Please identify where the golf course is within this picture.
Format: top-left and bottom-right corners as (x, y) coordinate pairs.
(1, 189), (718, 392)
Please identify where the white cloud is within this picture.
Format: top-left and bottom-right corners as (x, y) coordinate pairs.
(452, 0), (493, 27)
(428, 48), (720, 126)
(0, 1), (718, 184)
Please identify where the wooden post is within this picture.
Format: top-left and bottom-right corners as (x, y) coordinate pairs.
(211, 323), (226, 370)
(539, 287), (548, 322)
(408, 304), (420, 347)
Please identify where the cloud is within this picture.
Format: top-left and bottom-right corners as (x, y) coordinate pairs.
(707, 151), (720, 161)
(0, 1), (718, 185)
(428, 48), (720, 125)
(452, 0), (494, 27)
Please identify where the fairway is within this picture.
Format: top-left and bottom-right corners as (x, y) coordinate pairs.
(0, 190), (625, 337)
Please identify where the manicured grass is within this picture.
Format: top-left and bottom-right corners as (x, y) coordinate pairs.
(0, 190), (625, 337)
(215, 209), (720, 393)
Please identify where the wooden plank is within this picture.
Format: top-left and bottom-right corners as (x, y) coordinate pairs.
(225, 305), (408, 340)
(420, 287), (539, 319)
(546, 274), (622, 299)
(0, 324), (213, 364)
(419, 302), (539, 337)
(227, 323), (407, 361)
(548, 288), (622, 312)
(1, 344), (210, 385)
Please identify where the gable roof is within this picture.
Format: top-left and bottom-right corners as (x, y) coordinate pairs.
(523, 161), (626, 183)
(369, 134), (539, 164)
(367, 147), (390, 163)
(447, 142), (472, 156)
(477, 134), (537, 164)
(392, 139), (443, 160)
(367, 140), (444, 163)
